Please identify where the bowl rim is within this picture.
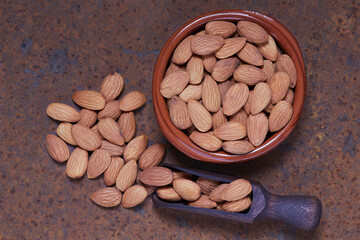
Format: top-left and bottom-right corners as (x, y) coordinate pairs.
(152, 10), (306, 164)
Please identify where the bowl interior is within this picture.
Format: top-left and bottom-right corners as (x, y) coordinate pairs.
(152, 10), (306, 164)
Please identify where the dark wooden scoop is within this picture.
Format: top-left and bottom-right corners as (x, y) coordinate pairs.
(152, 163), (322, 230)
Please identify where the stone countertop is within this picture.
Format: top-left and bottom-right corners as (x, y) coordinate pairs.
(0, 0), (358, 239)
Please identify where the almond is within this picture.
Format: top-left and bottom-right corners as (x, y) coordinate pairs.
(98, 100), (121, 120)
(284, 89), (294, 104)
(222, 197), (252, 212)
(264, 102), (275, 113)
(218, 79), (235, 101)
(97, 118), (124, 146)
(72, 90), (106, 110)
(139, 167), (173, 187)
(196, 177), (221, 195)
(139, 143), (166, 170)
(123, 135), (148, 162)
(66, 147), (88, 179)
(205, 21), (237, 38)
(104, 157), (124, 186)
(168, 96), (192, 130)
(209, 183), (229, 202)
(56, 123), (77, 146)
(270, 72), (290, 104)
(215, 37), (246, 59)
(45, 134), (70, 162)
(188, 195), (217, 209)
(179, 84), (202, 102)
(115, 160), (137, 192)
(212, 108), (227, 130)
(233, 65), (267, 86)
(173, 171), (194, 180)
(78, 109), (97, 128)
(136, 171), (156, 195)
(119, 91), (146, 111)
(222, 83), (249, 116)
(276, 54), (297, 88)
(202, 75), (221, 112)
(72, 124), (102, 151)
(90, 187), (122, 208)
(257, 35), (277, 61)
(46, 103), (80, 122)
(189, 131), (222, 152)
(186, 55), (204, 84)
(190, 35), (225, 55)
(229, 109), (248, 128)
(237, 42), (264, 66)
(173, 178), (201, 202)
(201, 53), (217, 72)
(172, 35), (194, 65)
(247, 113), (269, 147)
(250, 82), (272, 114)
(269, 101), (293, 132)
(262, 60), (275, 84)
(99, 140), (125, 156)
(213, 121), (246, 141)
(165, 62), (186, 77)
(156, 186), (182, 202)
(195, 30), (206, 36)
(118, 112), (136, 142)
(243, 90), (252, 115)
(221, 179), (252, 201)
(160, 70), (190, 98)
(90, 124), (104, 140)
(87, 149), (111, 179)
(187, 100), (212, 132)
(222, 140), (254, 154)
(237, 21), (269, 44)
(211, 57), (239, 82)
(100, 72), (124, 102)
(121, 185), (148, 208)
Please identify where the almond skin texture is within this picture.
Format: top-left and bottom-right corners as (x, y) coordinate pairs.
(168, 96), (192, 130)
(78, 109), (97, 128)
(221, 179), (252, 201)
(173, 171), (194, 180)
(209, 183), (229, 202)
(118, 112), (136, 142)
(189, 131), (222, 152)
(269, 101), (293, 132)
(179, 84), (202, 102)
(237, 21), (269, 44)
(270, 72), (290, 104)
(218, 79), (235, 101)
(202, 75), (221, 112)
(160, 70), (190, 98)
(234, 65), (267, 86)
(229, 108), (248, 128)
(72, 90), (106, 110)
(257, 35), (278, 61)
(46, 103), (80, 122)
(56, 123), (77, 146)
(66, 147), (88, 179)
(173, 178), (201, 202)
(190, 35), (225, 55)
(264, 102), (275, 114)
(276, 54), (297, 88)
(139, 167), (173, 187)
(90, 124), (104, 140)
(284, 89), (294, 104)
(87, 149), (111, 179)
(172, 35), (194, 65)
(262, 60), (275, 84)
(104, 157), (124, 186)
(222, 197), (252, 212)
(186, 55), (204, 84)
(121, 185), (148, 208)
(212, 108), (227, 130)
(156, 186), (182, 202)
(98, 100), (121, 120)
(187, 100), (212, 132)
(237, 42), (264, 66)
(116, 160), (137, 192)
(101, 72), (124, 102)
(136, 172), (156, 196)
(165, 62), (186, 77)
(250, 82), (272, 115)
(222, 83), (249, 116)
(90, 187), (122, 208)
(196, 177), (221, 195)
(98, 118), (125, 146)
(222, 140), (254, 155)
(247, 113), (269, 147)
(201, 54), (217, 72)
(211, 57), (240, 82)
(205, 21), (237, 38)
(100, 140), (124, 156)
(139, 144), (166, 170)
(123, 135), (148, 162)
(215, 37), (246, 59)
(243, 91), (252, 115)
(214, 121), (246, 141)
(45, 134), (70, 162)
(119, 91), (146, 112)
(188, 195), (217, 209)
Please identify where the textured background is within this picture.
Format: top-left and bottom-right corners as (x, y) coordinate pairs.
(0, 0), (359, 239)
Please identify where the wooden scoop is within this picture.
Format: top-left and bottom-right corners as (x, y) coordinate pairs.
(152, 163), (322, 230)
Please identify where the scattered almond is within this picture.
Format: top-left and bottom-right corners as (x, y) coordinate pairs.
(156, 186), (182, 202)
(121, 185), (148, 208)
(119, 91), (146, 112)
(139, 167), (173, 187)
(97, 118), (125, 146)
(139, 144), (166, 170)
(221, 179), (252, 201)
(78, 109), (97, 128)
(98, 100), (121, 120)
(100, 72), (124, 102)
(72, 90), (106, 110)
(87, 149), (111, 179)
(173, 178), (201, 201)
(104, 157), (124, 186)
(123, 135), (148, 162)
(56, 123), (77, 146)
(46, 103), (80, 122)
(45, 134), (70, 162)
(99, 140), (124, 156)
(118, 112), (136, 142)
(66, 147), (88, 179)
(115, 160), (137, 192)
(90, 187), (122, 208)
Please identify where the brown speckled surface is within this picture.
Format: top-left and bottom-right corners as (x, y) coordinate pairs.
(0, 0), (359, 239)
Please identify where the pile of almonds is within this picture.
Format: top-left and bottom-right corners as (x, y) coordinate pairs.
(160, 20), (296, 154)
(45, 72), (167, 208)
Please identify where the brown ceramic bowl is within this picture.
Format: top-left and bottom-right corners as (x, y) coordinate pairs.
(152, 10), (306, 164)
